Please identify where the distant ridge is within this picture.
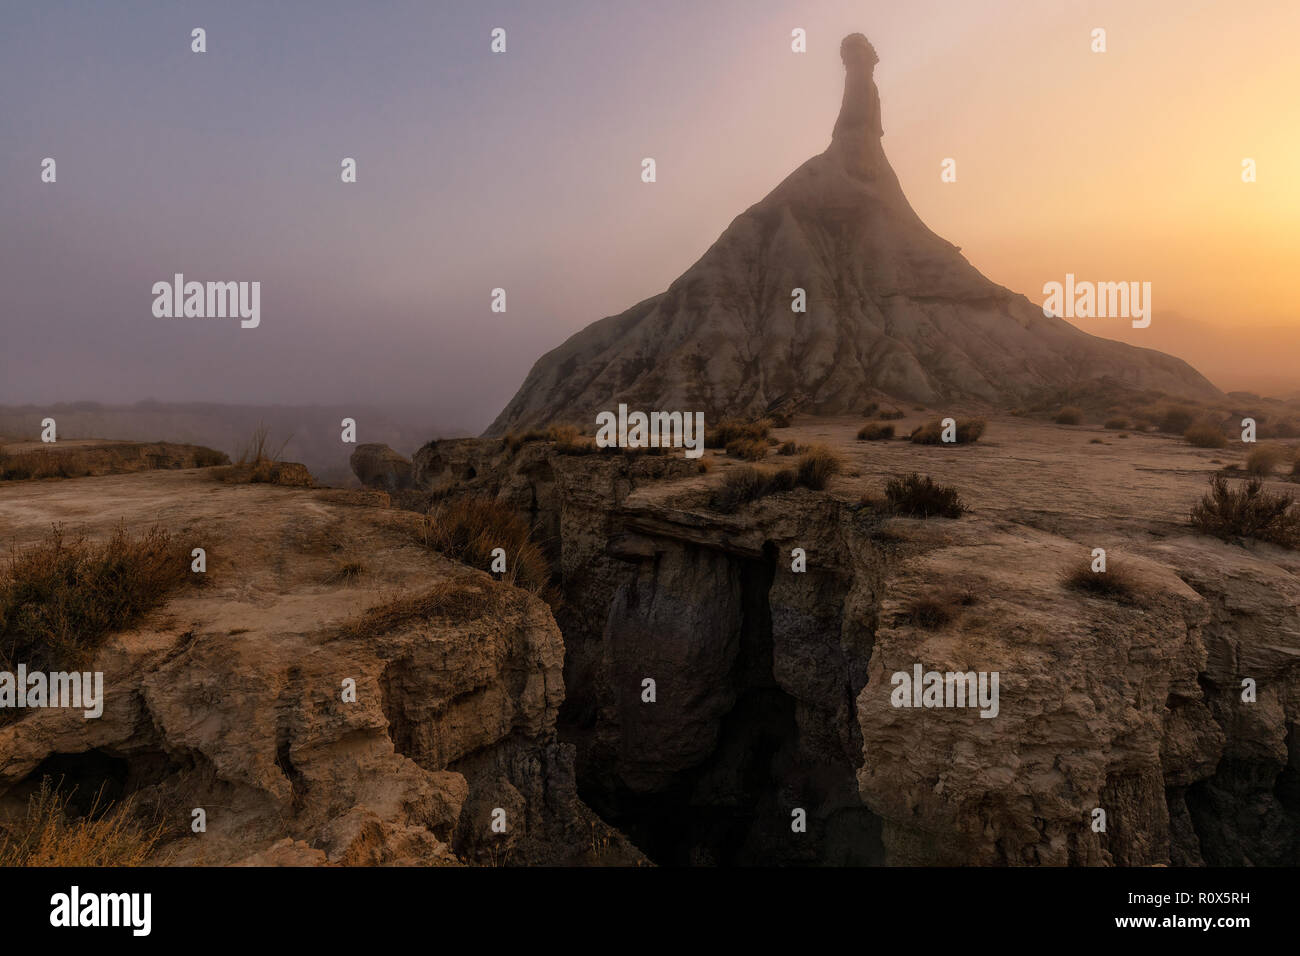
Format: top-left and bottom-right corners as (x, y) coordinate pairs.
(487, 33), (1221, 436)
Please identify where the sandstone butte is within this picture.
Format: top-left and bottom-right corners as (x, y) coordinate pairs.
(486, 33), (1221, 437)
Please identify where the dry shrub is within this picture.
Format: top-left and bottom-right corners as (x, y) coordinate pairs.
(766, 411), (792, 428)
(417, 496), (552, 593)
(777, 440), (802, 456)
(1159, 406), (1197, 435)
(1245, 443), (1292, 476)
(796, 445), (841, 490)
(1054, 406), (1084, 425)
(726, 438), (768, 461)
(878, 408), (905, 421)
(1104, 418), (1129, 430)
(0, 778), (165, 866)
(708, 466), (796, 513)
(884, 473), (966, 518)
(910, 418), (986, 445)
(707, 446), (840, 512)
(1183, 422), (1227, 449)
(706, 419), (770, 449)
(1189, 475), (1299, 548)
(902, 589), (978, 629)
(0, 524), (190, 673)
(857, 422), (894, 441)
(1063, 558), (1141, 603)
(710, 466), (767, 513)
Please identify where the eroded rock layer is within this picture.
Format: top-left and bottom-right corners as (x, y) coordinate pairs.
(487, 36), (1220, 437)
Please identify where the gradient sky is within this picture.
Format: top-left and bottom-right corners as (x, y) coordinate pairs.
(3, 0), (1297, 430)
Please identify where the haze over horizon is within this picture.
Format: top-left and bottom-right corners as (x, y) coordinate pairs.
(3, 0), (1297, 433)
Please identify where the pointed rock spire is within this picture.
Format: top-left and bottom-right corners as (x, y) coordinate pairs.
(485, 34), (1221, 437)
(830, 34), (886, 178)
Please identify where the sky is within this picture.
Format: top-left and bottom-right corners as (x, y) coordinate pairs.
(2, 0), (1298, 431)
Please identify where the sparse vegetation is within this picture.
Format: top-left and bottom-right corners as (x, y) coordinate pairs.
(795, 445), (841, 490)
(0, 524), (191, 674)
(1189, 475), (1300, 548)
(707, 447), (839, 512)
(1054, 406), (1083, 426)
(1183, 422), (1228, 449)
(878, 408), (905, 421)
(215, 424), (312, 486)
(705, 419), (771, 449)
(777, 440), (801, 456)
(1063, 558), (1141, 603)
(709, 466), (790, 513)
(0, 443), (228, 481)
(1104, 418), (1128, 430)
(1245, 443), (1292, 476)
(327, 560), (366, 583)
(857, 422), (894, 441)
(726, 437), (768, 461)
(0, 778), (165, 867)
(417, 495), (552, 594)
(901, 589), (978, 629)
(883, 473), (967, 518)
(766, 411), (792, 428)
(1159, 406), (1197, 435)
(910, 418), (986, 445)
(336, 576), (520, 642)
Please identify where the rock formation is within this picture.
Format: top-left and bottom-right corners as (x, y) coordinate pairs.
(350, 442), (414, 492)
(487, 34), (1220, 436)
(0, 471), (636, 866)
(415, 415), (1300, 865)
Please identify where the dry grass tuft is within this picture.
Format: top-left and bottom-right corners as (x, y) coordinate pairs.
(901, 589), (978, 629)
(1063, 558), (1141, 603)
(1054, 406), (1084, 425)
(1245, 443), (1293, 476)
(795, 445), (842, 490)
(910, 418), (986, 445)
(416, 496), (552, 594)
(705, 419), (770, 449)
(1158, 406), (1197, 435)
(1183, 423), (1228, 448)
(0, 778), (165, 866)
(0, 524), (191, 673)
(726, 437), (768, 461)
(857, 422), (895, 441)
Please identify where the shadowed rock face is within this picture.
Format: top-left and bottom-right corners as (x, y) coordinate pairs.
(486, 34), (1220, 437)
